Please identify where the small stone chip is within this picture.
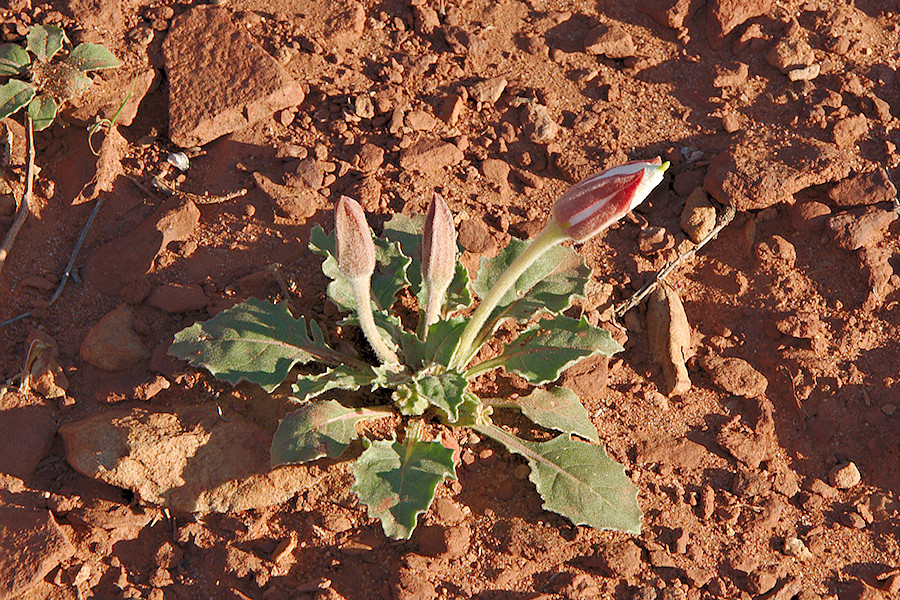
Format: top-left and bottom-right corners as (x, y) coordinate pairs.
(829, 461), (861, 489)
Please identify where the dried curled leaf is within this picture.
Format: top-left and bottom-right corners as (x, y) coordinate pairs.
(646, 282), (692, 396)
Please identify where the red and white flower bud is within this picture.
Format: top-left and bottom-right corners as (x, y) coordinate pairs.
(335, 195), (375, 280)
(552, 158), (669, 242)
(422, 193), (456, 292)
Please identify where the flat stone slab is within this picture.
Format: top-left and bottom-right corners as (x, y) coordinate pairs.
(163, 6), (305, 147)
(60, 405), (318, 514)
(704, 132), (851, 211)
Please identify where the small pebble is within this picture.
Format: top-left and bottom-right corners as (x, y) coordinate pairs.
(829, 461), (861, 489)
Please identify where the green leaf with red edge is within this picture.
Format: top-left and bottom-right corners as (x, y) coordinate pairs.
(271, 400), (390, 465)
(351, 427), (457, 539)
(477, 423), (641, 533)
(0, 79), (35, 120)
(26, 25), (65, 62)
(65, 43), (120, 71)
(27, 95), (57, 131)
(0, 43), (30, 77)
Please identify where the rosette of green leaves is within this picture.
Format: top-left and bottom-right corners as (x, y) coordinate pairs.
(0, 25), (119, 131)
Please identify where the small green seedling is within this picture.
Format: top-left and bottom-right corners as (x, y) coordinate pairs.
(170, 159), (669, 539)
(0, 25), (120, 131)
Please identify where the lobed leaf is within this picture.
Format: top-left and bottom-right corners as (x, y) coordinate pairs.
(0, 43), (30, 77)
(271, 400), (389, 465)
(484, 387), (599, 443)
(292, 363), (388, 402)
(65, 43), (120, 71)
(169, 297), (361, 392)
(469, 315), (622, 385)
(26, 25), (65, 62)
(477, 423), (641, 533)
(472, 238), (590, 326)
(27, 95), (56, 131)
(392, 370), (468, 422)
(352, 430), (457, 539)
(0, 79), (35, 121)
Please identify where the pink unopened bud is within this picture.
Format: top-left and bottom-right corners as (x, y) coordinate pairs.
(552, 157), (669, 242)
(335, 196), (375, 279)
(422, 193), (456, 290)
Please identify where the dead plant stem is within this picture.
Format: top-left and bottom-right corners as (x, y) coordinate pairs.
(0, 113), (35, 278)
(614, 205), (736, 318)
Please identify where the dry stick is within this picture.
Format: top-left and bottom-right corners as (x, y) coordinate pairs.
(0, 113), (35, 278)
(614, 205), (736, 319)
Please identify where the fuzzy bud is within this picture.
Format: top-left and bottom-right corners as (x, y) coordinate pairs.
(553, 158), (669, 242)
(335, 195), (375, 280)
(422, 193), (457, 291)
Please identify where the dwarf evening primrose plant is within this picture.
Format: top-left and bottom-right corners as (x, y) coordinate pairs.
(170, 158), (669, 539)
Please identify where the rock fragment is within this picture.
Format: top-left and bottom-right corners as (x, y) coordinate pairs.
(59, 405), (318, 513)
(579, 539), (642, 578)
(80, 305), (149, 371)
(646, 283), (692, 396)
(706, 0), (772, 46)
(833, 114), (869, 149)
(639, 0), (703, 29)
(0, 506), (75, 600)
(584, 23), (635, 58)
(766, 39), (814, 73)
(827, 207), (898, 251)
(399, 139), (464, 173)
(147, 283), (209, 313)
(468, 77), (507, 104)
(700, 354), (768, 398)
(521, 103), (558, 144)
(0, 390), (57, 480)
(458, 219), (496, 255)
(163, 6), (304, 147)
(828, 168), (897, 207)
(704, 133), (851, 211)
(829, 461), (861, 489)
(791, 201), (831, 231)
(680, 188), (717, 242)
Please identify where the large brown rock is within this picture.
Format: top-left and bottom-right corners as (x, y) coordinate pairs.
(163, 6), (305, 147)
(60, 405), (318, 513)
(704, 133), (851, 211)
(0, 506), (74, 600)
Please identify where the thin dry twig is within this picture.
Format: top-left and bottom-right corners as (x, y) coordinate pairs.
(615, 204), (736, 318)
(0, 113), (35, 278)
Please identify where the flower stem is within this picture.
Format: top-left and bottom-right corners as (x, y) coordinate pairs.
(447, 220), (568, 371)
(420, 279), (451, 340)
(351, 276), (400, 366)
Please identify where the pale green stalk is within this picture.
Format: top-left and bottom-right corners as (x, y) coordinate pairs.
(447, 220), (569, 371)
(421, 278), (451, 336)
(350, 276), (400, 366)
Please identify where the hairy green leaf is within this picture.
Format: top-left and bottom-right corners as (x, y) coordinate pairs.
(26, 25), (65, 62)
(352, 429), (457, 539)
(485, 387), (599, 443)
(66, 43), (120, 71)
(310, 224), (410, 313)
(27, 95), (56, 131)
(393, 370), (468, 421)
(469, 316), (622, 384)
(0, 43), (30, 77)
(292, 363), (388, 402)
(271, 400), (389, 465)
(169, 298), (362, 392)
(477, 423), (641, 533)
(0, 79), (35, 120)
(382, 213), (471, 314)
(472, 238), (589, 325)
